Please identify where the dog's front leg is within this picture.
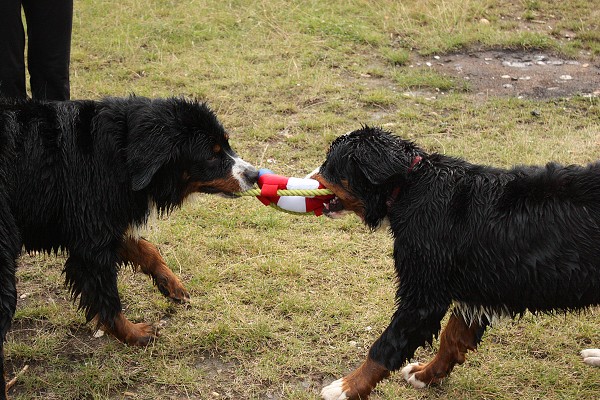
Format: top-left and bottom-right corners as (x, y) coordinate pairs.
(100, 311), (160, 346)
(401, 310), (489, 387)
(321, 354), (390, 400)
(0, 208), (19, 399)
(120, 237), (190, 303)
(64, 253), (159, 346)
(321, 305), (448, 400)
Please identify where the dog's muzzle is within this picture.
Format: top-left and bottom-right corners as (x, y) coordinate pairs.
(323, 195), (347, 218)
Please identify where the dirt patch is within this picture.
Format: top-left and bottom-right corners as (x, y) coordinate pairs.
(417, 50), (600, 99)
(192, 352), (239, 398)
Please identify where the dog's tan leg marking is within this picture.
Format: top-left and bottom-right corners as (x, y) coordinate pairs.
(102, 312), (159, 346)
(321, 355), (390, 400)
(401, 313), (481, 388)
(120, 237), (190, 302)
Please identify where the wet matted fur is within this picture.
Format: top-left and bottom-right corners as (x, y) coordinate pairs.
(0, 96), (257, 398)
(313, 127), (600, 400)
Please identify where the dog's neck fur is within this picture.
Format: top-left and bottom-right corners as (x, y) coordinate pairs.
(386, 155), (423, 210)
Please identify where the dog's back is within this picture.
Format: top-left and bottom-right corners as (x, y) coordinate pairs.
(391, 157), (600, 318)
(1, 98), (141, 253)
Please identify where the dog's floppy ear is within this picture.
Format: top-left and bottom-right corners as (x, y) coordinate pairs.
(128, 137), (173, 191)
(351, 147), (412, 229)
(354, 155), (403, 185)
(352, 143), (413, 186)
(127, 110), (176, 191)
(343, 127), (419, 186)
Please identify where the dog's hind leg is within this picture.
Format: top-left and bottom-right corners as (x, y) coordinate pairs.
(401, 310), (489, 388)
(120, 237), (190, 303)
(64, 253), (159, 346)
(321, 305), (448, 400)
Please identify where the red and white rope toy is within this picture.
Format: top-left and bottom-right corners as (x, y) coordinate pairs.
(238, 169), (334, 216)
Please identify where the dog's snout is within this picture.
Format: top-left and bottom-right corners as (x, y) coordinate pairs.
(232, 157), (258, 191)
(244, 166), (259, 184)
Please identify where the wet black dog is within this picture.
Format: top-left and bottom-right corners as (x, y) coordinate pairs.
(0, 96), (257, 398)
(313, 127), (600, 399)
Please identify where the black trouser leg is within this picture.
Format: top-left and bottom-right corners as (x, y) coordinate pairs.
(0, 0), (27, 99)
(22, 0), (73, 100)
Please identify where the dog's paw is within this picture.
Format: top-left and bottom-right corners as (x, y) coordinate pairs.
(581, 349), (600, 367)
(167, 285), (191, 303)
(124, 322), (161, 346)
(156, 276), (190, 303)
(321, 378), (348, 400)
(401, 362), (427, 389)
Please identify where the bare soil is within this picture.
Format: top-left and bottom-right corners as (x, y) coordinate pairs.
(417, 50), (600, 99)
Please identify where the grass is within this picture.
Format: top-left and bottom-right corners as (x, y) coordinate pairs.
(392, 69), (466, 92)
(8, 0), (600, 399)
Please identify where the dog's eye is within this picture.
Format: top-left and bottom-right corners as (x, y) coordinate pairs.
(208, 143), (223, 162)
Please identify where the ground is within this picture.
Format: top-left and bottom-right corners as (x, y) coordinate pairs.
(423, 50), (600, 99)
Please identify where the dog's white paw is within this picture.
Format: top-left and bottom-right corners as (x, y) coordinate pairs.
(581, 349), (600, 358)
(321, 378), (348, 400)
(401, 362), (418, 381)
(401, 362), (427, 389)
(581, 349), (600, 367)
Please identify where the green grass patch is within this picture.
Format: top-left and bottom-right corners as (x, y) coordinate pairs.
(393, 69), (467, 92)
(382, 48), (411, 66)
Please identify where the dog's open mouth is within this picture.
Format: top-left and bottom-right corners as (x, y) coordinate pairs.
(306, 169), (353, 218)
(323, 195), (348, 218)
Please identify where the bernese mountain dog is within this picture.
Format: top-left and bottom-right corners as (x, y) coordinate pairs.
(312, 127), (600, 400)
(0, 96), (257, 398)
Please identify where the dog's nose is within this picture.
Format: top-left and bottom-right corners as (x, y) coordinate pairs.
(244, 166), (259, 184)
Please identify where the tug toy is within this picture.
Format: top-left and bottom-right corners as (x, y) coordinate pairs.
(237, 169), (334, 216)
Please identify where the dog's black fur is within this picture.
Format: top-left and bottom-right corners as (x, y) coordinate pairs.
(0, 96), (257, 397)
(316, 126), (600, 398)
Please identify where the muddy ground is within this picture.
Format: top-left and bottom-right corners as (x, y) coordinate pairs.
(415, 50), (600, 99)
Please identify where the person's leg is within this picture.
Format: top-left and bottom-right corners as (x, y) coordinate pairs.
(22, 0), (73, 100)
(0, 0), (27, 99)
